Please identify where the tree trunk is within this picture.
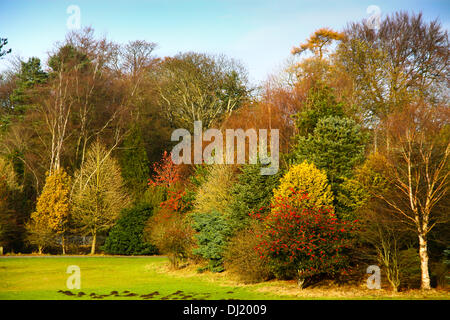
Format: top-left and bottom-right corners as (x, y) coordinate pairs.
(61, 236), (66, 255)
(38, 245), (42, 255)
(297, 278), (305, 289)
(90, 232), (97, 255)
(418, 233), (431, 290)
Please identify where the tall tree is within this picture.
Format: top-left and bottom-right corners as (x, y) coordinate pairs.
(294, 116), (368, 217)
(118, 125), (150, 197)
(152, 52), (249, 130)
(361, 102), (449, 290)
(72, 141), (129, 254)
(336, 11), (449, 123)
(292, 28), (344, 60)
(10, 57), (48, 113)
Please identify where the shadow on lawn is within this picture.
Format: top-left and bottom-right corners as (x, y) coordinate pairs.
(57, 289), (237, 300)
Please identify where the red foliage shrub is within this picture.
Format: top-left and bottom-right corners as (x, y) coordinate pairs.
(148, 151), (181, 188)
(251, 190), (357, 286)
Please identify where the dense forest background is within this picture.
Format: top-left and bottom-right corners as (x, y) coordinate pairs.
(0, 11), (448, 291)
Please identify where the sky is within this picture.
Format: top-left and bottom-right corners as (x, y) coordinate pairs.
(1, 0), (449, 84)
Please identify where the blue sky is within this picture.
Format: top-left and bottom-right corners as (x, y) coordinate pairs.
(1, 0), (449, 84)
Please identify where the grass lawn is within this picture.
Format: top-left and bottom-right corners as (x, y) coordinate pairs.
(0, 256), (448, 300)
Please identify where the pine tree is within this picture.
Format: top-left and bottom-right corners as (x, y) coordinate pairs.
(294, 116), (367, 217)
(228, 162), (281, 230)
(119, 126), (151, 197)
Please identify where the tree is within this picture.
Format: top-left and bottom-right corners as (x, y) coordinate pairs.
(192, 210), (232, 272)
(358, 203), (405, 292)
(72, 141), (130, 254)
(228, 161), (281, 230)
(336, 12), (449, 124)
(253, 190), (355, 288)
(360, 102), (449, 290)
(293, 83), (346, 137)
(148, 151), (181, 189)
(294, 116), (368, 217)
(29, 168), (71, 254)
(292, 28), (345, 60)
(144, 151), (194, 267)
(10, 57), (48, 113)
(153, 52), (249, 130)
(102, 203), (157, 255)
(119, 126), (150, 197)
(0, 176), (12, 253)
(0, 157), (21, 253)
(120, 40), (157, 76)
(0, 38), (11, 58)
(273, 161), (334, 210)
(193, 164), (235, 216)
(24, 217), (55, 254)
(224, 222), (273, 283)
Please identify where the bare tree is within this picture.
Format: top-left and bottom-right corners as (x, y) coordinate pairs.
(152, 52), (249, 130)
(337, 11), (449, 124)
(372, 102), (449, 289)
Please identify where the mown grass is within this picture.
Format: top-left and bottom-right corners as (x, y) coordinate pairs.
(0, 256), (286, 300)
(0, 256), (448, 300)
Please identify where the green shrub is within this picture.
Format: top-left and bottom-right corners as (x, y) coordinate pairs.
(398, 247), (421, 289)
(103, 203), (157, 255)
(191, 210), (232, 272)
(228, 162), (280, 231)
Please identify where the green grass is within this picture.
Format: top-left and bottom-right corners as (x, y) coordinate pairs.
(0, 256), (448, 300)
(0, 256), (288, 300)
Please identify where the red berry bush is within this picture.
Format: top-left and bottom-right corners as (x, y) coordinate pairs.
(251, 190), (357, 287)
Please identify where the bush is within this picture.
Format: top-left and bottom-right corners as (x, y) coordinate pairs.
(398, 247), (422, 289)
(102, 203), (158, 255)
(144, 210), (194, 268)
(191, 210), (231, 272)
(273, 161), (333, 210)
(253, 190), (355, 288)
(224, 223), (272, 283)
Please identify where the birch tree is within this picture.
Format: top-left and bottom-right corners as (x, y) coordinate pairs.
(368, 102), (449, 290)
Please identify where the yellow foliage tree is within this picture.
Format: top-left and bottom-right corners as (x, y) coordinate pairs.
(193, 164), (236, 215)
(30, 168), (71, 254)
(0, 157), (21, 253)
(273, 161), (333, 210)
(72, 141), (130, 254)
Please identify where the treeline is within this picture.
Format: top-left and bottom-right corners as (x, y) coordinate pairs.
(0, 12), (449, 291)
